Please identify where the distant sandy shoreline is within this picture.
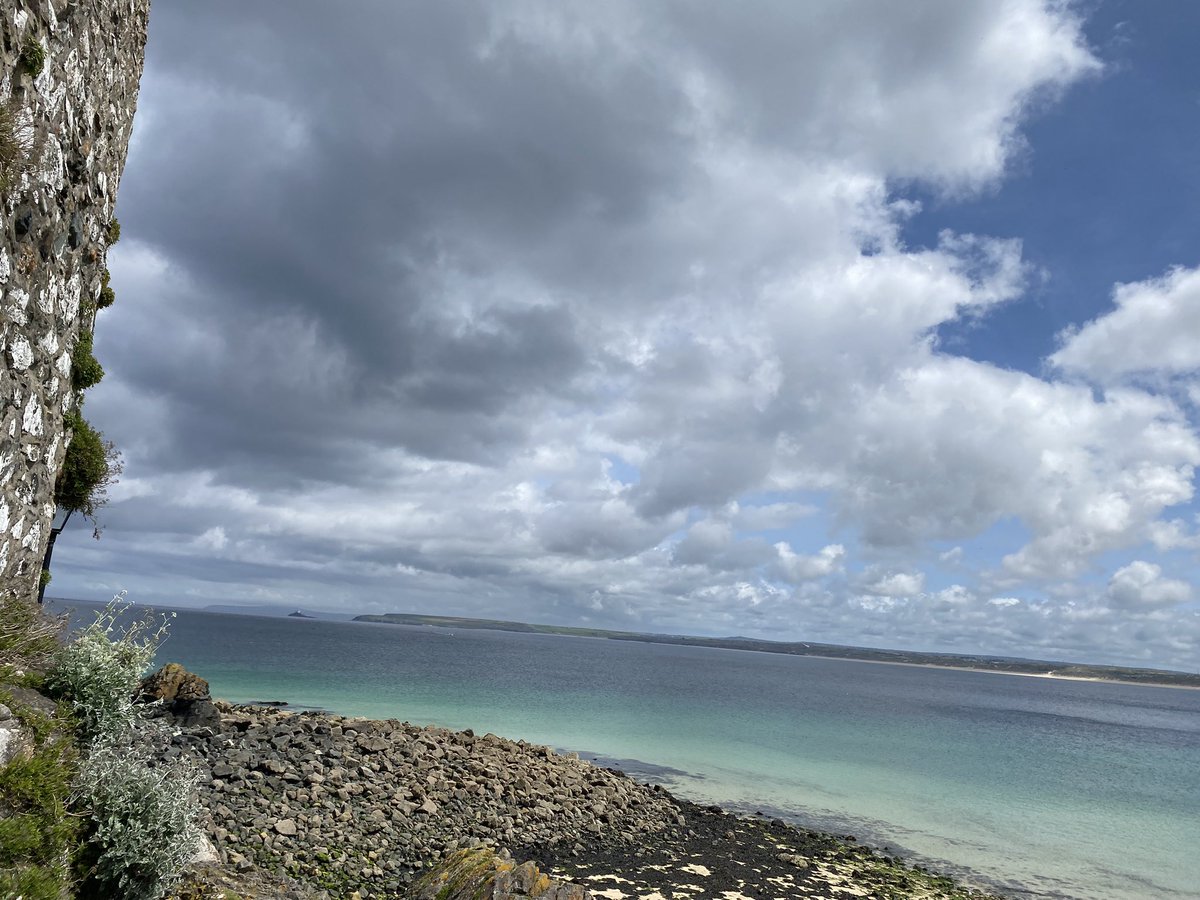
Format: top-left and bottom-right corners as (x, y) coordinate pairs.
(802, 653), (1200, 690)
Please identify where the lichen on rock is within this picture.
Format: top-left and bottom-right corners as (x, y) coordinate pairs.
(410, 848), (591, 900)
(139, 662), (222, 729)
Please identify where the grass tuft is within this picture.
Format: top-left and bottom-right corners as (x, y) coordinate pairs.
(0, 101), (33, 194)
(0, 596), (64, 679)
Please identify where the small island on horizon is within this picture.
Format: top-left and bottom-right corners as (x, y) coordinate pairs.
(354, 611), (1200, 689)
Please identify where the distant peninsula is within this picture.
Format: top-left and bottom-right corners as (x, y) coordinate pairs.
(353, 612), (1200, 689)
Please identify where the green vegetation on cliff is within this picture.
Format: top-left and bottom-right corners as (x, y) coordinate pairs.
(0, 98), (32, 193)
(0, 596), (78, 898)
(2, 597), (201, 899)
(0, 686), (79, 900)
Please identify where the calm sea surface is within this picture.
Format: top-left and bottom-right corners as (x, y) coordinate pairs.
(56, 601), (1200, 900)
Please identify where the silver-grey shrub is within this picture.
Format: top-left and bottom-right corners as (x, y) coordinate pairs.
(47, 592), (171, 741)
(49, 592), (200, 899)
(75, 737), (201, 900)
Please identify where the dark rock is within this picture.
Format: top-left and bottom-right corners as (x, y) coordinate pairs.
(148, 701), (998, 900)
(13, 208), (33, 238)
(140, 662), (209, 703)
(68, 212), (84, 249)
(357, 734), (389, 753)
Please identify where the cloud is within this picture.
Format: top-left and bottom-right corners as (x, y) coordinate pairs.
(193, 527), (228, 553)
(653, 0), (1099, 189)
(862, 571), (925, 598)
(54, 1), (1200, 669)
(1146, 518), (1200, 551)
(1052, 265), (1200, 383)
(1103, 561), (1191, 610)
(774, 543), (846, 583)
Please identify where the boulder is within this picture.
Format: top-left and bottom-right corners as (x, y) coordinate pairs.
(138, 663), (221, 728)
(190, 833), (221, 865)
(3, 684), (58, 717)
(0, 688), (58, 766)
(140, 662), (209, 702)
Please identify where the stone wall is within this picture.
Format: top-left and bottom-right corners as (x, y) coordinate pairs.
(0, 0), (149, 600)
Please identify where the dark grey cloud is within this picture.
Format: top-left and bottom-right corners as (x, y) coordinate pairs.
(105, 1), (708, 485)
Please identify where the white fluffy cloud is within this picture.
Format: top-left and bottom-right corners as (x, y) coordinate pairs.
(1052, 265), (1200, 382)
(862, 571), (925, 598)
(1104, 561), (1191, 610)
(775, 543), (846, 583)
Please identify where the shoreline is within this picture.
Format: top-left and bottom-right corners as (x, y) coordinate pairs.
(351, 611), (1200, 691)
(799, 653), (1200, 690)
(170, 699), (1014, 899)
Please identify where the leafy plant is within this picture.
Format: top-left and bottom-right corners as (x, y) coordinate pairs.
(44, 595), (200, 899)
(42, 414), (121, 600)
(19, 35), (45, 77)
(55, 413), (121, 524)
(106, 218), (121, 244)
(71, 330), (105, 390)
(98, 268), (116, 309)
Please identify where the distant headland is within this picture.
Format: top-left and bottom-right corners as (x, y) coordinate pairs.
(353, 611), (1200, 689)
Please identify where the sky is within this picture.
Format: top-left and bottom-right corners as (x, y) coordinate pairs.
(52, 1), (1200, 670)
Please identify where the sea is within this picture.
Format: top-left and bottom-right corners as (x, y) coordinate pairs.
(52, 600), (1200, 900)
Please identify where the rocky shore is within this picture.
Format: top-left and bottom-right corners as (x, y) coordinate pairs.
(149, 684), (1009, 900)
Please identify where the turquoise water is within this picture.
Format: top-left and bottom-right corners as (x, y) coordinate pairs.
(58, 602), (1200, 899)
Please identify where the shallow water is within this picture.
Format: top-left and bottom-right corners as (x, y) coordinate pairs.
(57, 601), (1200, 899)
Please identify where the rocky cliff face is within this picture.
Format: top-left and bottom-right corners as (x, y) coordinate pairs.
(0, 0), (149, 599)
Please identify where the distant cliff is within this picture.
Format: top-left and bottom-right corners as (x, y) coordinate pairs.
(0, 0), (149, 600)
